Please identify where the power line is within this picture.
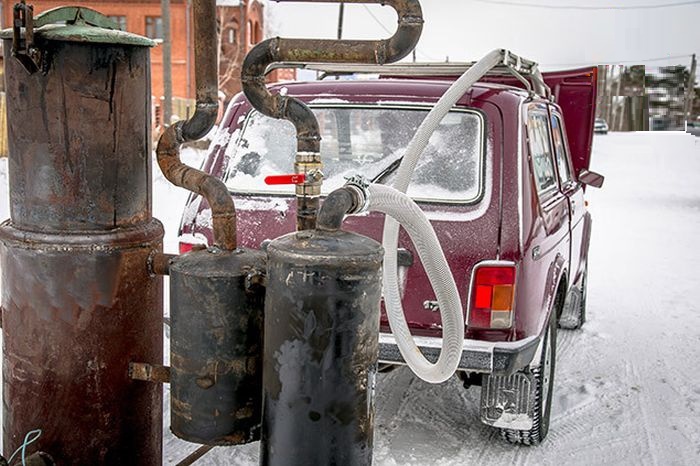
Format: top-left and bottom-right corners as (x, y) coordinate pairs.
(361, 5), (439, 61)
(544, 54), (693, 67)
(362, 4), (393, 35)
(471, 0), (700, 10)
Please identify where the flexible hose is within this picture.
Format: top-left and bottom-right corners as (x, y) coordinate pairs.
(366, 185), (461, 383)
(381, 49), (504, 382)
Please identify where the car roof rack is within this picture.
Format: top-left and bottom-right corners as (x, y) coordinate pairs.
(268, 49), (552, 100)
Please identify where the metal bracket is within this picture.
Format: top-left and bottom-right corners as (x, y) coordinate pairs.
(12, 1), (40, 74)
(343, 174), (371, 214)
(11, 3), (122, 74)
(129, 362), (171, 384)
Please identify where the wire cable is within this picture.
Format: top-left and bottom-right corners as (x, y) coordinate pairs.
(471, 0), (700, 10)
(6, 429), (42, 466)
(361, 5), (439, 61)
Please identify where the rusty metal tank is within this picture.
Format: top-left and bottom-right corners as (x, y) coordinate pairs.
(0, 6), (162, 464)
(169, 247), (266, 445)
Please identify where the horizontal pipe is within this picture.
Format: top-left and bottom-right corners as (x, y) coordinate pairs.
(150, 252), (177, 276)
(241, 0), (423, 231)
(156, 0), (237, 250)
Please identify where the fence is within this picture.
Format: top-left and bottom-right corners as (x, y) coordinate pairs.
(153, 96), (197, 128)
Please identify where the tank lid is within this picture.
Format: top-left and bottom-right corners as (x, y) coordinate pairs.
(0, 6), (155, 47)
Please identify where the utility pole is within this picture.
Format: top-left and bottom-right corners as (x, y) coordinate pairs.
(684, 53), (697, 125)
(162, 0), (173, 126)
(337, 2), (345, 40)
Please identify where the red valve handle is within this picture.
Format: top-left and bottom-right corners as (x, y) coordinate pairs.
(264, 174), (306, 185)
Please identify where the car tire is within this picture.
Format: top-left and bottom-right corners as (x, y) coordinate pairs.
(500, 310), (557, 446)
(559, 263), (587, 330)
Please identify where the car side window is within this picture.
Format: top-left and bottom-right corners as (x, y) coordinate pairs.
(527, 111), (557, 196)
(550, 115), (572, 186)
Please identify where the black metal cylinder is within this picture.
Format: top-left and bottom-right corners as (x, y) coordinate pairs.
(262, 229), (383, 466)
(169, 247), (265, 445)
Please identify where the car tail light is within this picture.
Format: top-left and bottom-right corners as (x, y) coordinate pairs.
(469, 263), (516, 329)
(178, 234), (208, 254)
(179, 242), (195, 254)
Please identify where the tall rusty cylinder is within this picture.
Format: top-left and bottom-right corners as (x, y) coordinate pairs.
(0, 8), (162, 464)
(263, 230), (383, 465)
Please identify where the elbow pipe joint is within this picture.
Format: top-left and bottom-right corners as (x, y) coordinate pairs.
(156, 0), (237, 250)
(240, 0), (423, 231)
(181, 101), (219, 141)
(316, 179), (369, 231)
(156, 123), (238, 251)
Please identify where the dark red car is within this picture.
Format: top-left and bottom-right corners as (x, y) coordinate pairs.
(178, 64), (603, 445)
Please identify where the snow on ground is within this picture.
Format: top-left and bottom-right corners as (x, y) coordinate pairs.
(163, 132), (700, 465)
(2, 133), (700, 464)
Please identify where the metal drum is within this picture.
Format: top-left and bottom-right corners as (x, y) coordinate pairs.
(262, 229), (383, 466)
(0, 8), (162, 464)
(169, 248), (265, 445)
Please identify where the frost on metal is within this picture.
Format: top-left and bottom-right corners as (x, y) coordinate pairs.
(481, 371), (535, 430)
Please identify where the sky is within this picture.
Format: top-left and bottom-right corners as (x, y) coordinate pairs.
(265, 0), (699, 71)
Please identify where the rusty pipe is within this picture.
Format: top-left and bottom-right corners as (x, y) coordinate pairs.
(241, 0), (423, 231)
(149, 252), (177, 275)
(156, 0), (237, 250)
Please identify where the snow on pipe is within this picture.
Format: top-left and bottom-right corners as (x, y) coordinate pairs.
(241, 0), (423, 231)
(156, 0), (238, 251)
(317, 183), (463, 383)
(380, 49), (505, 381)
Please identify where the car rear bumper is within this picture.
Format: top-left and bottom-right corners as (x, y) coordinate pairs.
(378, 333), (540, 377)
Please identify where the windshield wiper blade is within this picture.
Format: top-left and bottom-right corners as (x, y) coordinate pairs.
(371, 156), (404, 184)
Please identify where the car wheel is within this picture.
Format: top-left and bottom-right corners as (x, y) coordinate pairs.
(500, 310), (557, 446)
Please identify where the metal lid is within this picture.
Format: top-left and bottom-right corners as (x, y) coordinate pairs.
(0, 6), (155, 47)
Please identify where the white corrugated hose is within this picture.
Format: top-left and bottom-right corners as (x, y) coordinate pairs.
(379, 49), (504, 383)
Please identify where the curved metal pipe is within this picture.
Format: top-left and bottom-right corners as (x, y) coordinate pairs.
(316, 187), (355, 232)
(241, 0), (423, 231)
(156, 0), (237, 250)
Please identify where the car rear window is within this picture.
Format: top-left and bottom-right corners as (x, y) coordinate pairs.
(224, 106), (484, 204)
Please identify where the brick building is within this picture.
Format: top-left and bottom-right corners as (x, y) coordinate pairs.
(1, 0), (295, 102)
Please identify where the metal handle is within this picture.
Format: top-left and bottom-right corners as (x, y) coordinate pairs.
(12, 1), (40, 73)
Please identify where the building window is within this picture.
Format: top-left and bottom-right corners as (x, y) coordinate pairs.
(108, 15), (127, 31)
(145, 16), (164, 40)
(254, 22), (262, 43)
(227, 27), (237, 45)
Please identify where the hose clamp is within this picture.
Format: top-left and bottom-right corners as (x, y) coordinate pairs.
(344, 174), (371, 214)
